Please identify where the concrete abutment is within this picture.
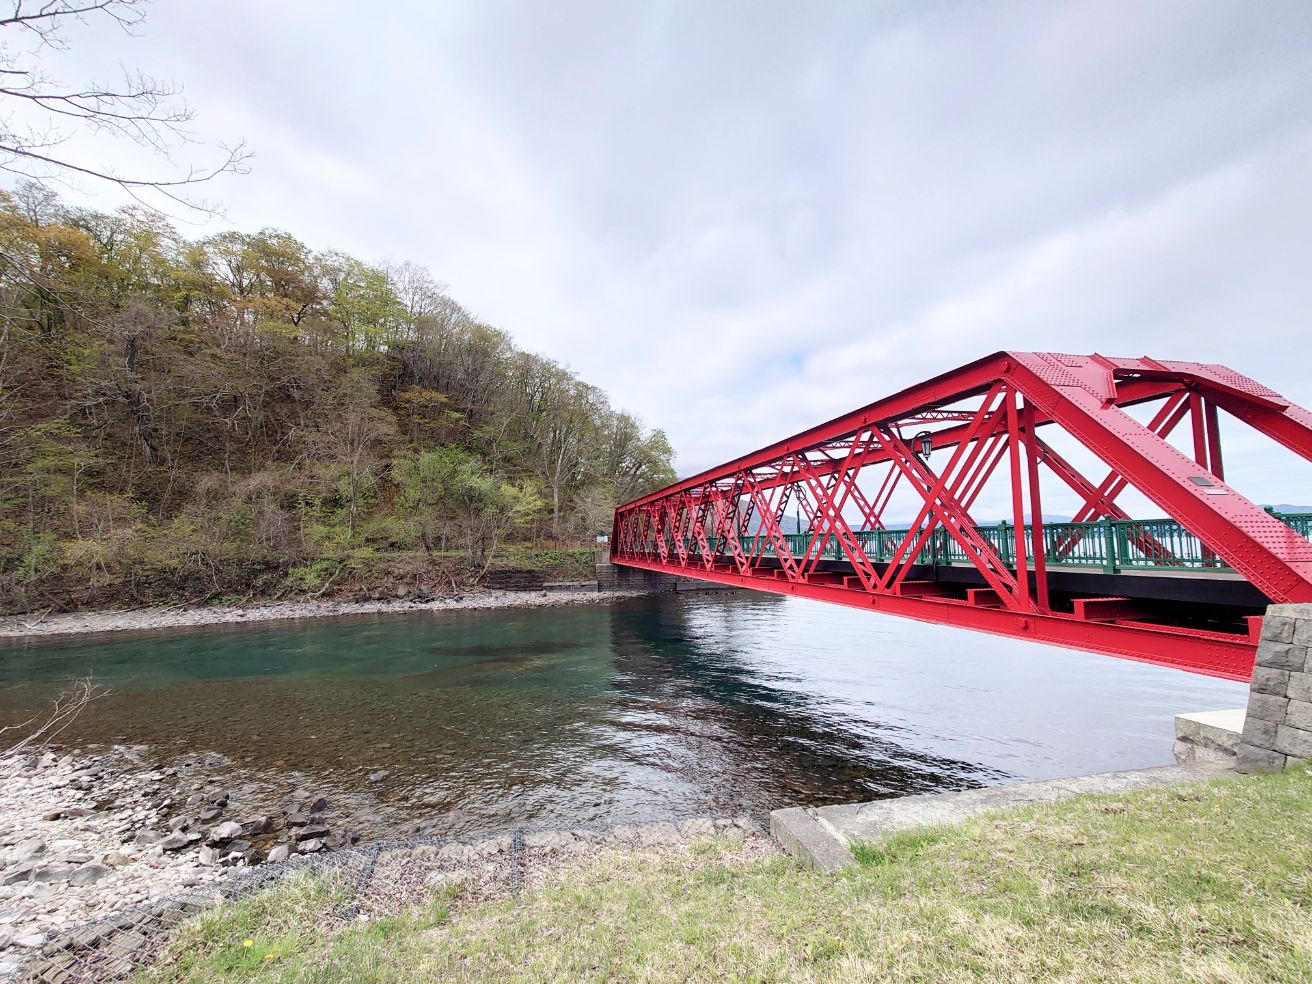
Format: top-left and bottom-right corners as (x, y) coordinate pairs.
(595, 548), (740, 595)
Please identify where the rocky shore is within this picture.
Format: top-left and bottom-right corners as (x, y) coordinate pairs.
(0, 588), (649, 640)
(0, 744), (774, 981)
(0, 743), (389, 977)
(0, 747), (222, 977)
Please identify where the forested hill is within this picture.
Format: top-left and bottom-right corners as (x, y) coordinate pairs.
(0, 183), (676, 613)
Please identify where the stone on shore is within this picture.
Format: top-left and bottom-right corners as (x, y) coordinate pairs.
(207, 821), (243, 844)
(68, 864), (109, 887)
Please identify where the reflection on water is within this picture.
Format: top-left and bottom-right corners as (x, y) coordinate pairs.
(0, 594), (1245, 838)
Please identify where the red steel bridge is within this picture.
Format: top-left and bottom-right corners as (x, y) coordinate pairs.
(610, 352), (1312, 682)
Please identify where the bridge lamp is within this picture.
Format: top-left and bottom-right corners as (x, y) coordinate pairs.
(914, 431), (934, 460)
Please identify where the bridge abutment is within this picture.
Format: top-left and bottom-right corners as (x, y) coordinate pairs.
(596, 548), (745, 595)
(1236, 603), (1312, 772)
(595, 548), (679, 593)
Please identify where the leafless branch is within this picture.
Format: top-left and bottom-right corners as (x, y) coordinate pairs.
(0, 0), (247, 215)
(0, 1), (143, 44)
(1, 675), (110, 758)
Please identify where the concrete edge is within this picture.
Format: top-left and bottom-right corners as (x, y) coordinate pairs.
(1174, 707), (1245, 752)
(771, 761), (1239, 873)
(768, 807), (856, 873)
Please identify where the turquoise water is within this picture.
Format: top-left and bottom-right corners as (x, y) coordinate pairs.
(0, 594), (1245, 837)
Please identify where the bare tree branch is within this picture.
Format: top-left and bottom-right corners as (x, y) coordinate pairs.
(0, 0), (248, 214)
(0, 1), (142, 43)
(1, 675), (110, 758)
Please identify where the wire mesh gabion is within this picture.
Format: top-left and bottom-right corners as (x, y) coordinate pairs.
(12, 816), (765, 983)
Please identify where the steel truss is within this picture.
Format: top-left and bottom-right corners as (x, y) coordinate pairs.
(612, 352), (1312, 680)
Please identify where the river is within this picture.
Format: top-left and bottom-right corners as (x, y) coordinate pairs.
(0, 593), (1245, 839)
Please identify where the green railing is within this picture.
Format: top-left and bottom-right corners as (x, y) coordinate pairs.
(639, 511), (1312, 574)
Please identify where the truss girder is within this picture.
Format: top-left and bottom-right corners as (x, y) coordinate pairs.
(611, 352), (1312, 681)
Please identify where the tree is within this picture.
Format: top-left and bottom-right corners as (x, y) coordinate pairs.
(317, 251), (404, 353)
(0, 185), (678, 611)
(597, 414), (676, 505)
(197, 229), (318, 334)
(295, 371), (395, 541)
(393, 448), (543, 566)
(387, 260), (446, 337)
(0, 0), (247, 211)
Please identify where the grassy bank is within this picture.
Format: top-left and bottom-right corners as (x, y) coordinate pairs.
(137, 769), (1312, 983)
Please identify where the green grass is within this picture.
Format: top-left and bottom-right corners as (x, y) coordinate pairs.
(497, 545), (596, 581)
(136, 769), (1312, 983)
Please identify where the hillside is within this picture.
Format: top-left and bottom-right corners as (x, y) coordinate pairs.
(0, 184), (675, 613)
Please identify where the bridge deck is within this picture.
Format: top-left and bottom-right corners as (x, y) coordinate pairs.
(613, 352), (1312, 679)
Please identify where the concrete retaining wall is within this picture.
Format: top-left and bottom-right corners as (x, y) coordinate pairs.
(594, 549), (742, 595)
(1237, 603), (1312, 772)
(595, 550), (679, 593)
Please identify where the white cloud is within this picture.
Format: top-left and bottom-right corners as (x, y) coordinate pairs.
(24, 0), (1312, 509)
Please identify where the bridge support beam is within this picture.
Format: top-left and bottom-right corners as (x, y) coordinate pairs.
(613, 351), (1312, 678)
(1237, 604), (1312, 771)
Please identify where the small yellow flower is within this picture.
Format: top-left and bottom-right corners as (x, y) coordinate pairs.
(242, 939), (254, 948)
(264, 955), (275, 961)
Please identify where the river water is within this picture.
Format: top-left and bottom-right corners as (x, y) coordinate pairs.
(0, 594), (1245, 838)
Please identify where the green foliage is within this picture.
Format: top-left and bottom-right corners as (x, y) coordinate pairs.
(16, 531), (58, 583)
(392, 448), (544, 563)
(0, 182), (676, 612)
(284, 560), (340, 594)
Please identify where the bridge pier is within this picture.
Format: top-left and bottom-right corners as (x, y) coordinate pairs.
(1236, 604), (1312, 772)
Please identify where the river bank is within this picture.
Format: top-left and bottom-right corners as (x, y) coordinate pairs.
(0, 589), (650, 641)
(0, 742), (770, 980)
(0, 746), (225, 977)
(136, 768), (1312, 984)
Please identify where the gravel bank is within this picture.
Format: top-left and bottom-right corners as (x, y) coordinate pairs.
(0, 744), (776, 981)
(0, 747), (226, 978)
(0, 589), (649, 640)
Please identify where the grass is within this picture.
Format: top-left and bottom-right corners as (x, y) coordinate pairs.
(496, 545), (596, 581)
(135, 769), (1312, 983)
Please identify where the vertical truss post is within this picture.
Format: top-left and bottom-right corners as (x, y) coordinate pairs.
(1022, 397), (1050, 611)
(653, 506), (668, 564)
(671, 498), (690, 566)
(1205, 400), (1225, 481)
(692, 497), (715, 569)
(1005, 387), (1031, 609)
(1189, 392), (1209, 471)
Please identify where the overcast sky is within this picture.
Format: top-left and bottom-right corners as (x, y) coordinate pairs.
(23, 0), (1312, 509)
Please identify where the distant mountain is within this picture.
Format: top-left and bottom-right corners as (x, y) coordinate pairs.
(742, 512), (804, 534)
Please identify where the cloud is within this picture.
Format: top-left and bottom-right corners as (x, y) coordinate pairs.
(32, 0), (1312, 511)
